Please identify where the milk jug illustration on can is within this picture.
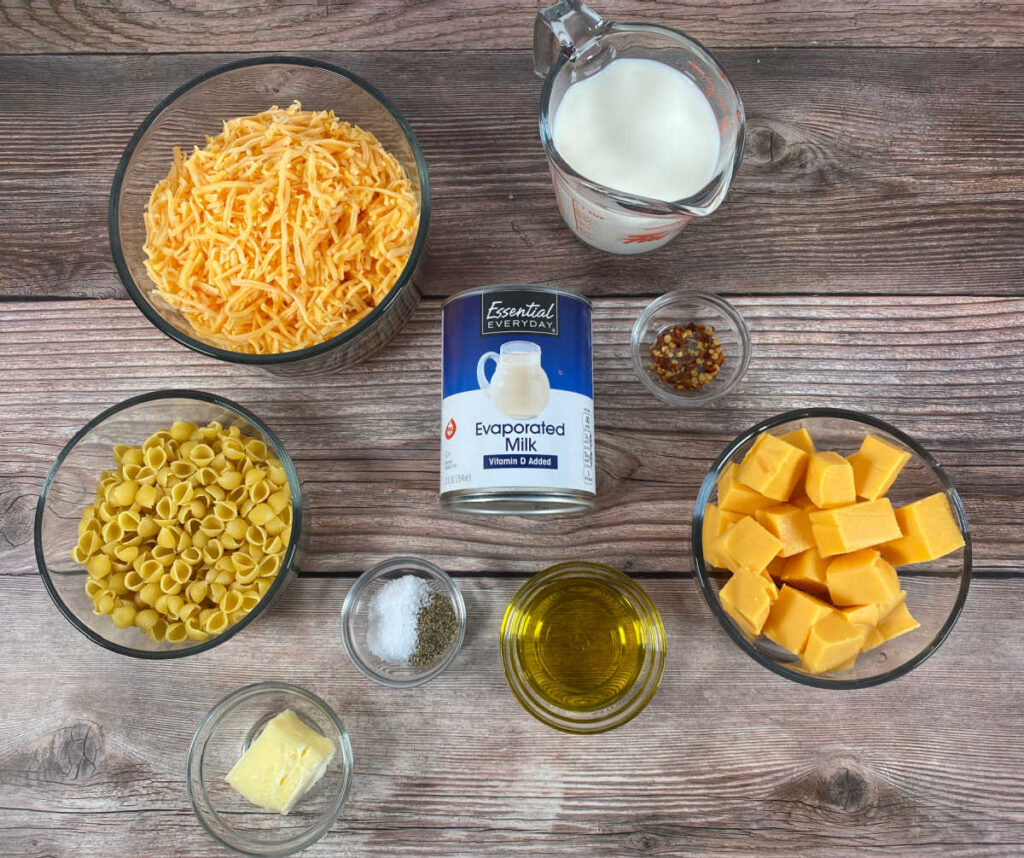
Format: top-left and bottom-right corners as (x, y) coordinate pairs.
(440, 285), (596, 514)
(477, 341), (551, 419)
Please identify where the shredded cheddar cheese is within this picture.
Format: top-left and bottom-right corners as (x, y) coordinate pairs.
(142, 103), (419, 354)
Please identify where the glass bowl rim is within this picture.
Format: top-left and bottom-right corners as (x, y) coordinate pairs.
(34, 388), (303, 660)
(538, 23), (745, 215)
(186, 680), (353, 857)
(108, 54), (431, 366)
(691, 406), (972, 690)
(500, 560), (667, 734)
(339, 556), (467, 688)
(630, 290), (752, 405)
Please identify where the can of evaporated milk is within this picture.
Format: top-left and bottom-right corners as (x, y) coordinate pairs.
(440, 285), (596, 514)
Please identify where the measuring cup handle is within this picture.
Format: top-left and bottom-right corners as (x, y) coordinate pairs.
(533, 0), (608, 79)
(477, 352), (500, 392)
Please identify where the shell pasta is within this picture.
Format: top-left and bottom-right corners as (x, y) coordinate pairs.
(71, 420), (291, 643)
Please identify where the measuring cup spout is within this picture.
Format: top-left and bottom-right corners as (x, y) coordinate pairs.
(533, 0), (608, 79)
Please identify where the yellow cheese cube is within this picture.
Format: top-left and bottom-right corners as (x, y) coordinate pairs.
(717, 464), (776, 515)
(825, 548), (901, 606)
(834, 654), (859, 671)
(878, 600), (920, 641)
(755, 503), (816, 557)
(876, 589), (907, 623)
(737, 433), (810, 502)
(225, 709), (336, 815)
(860, 625), (886, 652)
(808, 498), (903, 557)
(839, 603), (881, 626)
(805, 450), (857, 509)
(762, 585), (835, 655)
(702, 504), (743, 566)
(879, 492), (965, 566)
(779, 427), (816, 455)
(719, 571), (777, 637)
(847, 433), (911, 500)
(801, 614), (868, 674)
(706, 516), (782, 577)
(780, 547), (830, 598)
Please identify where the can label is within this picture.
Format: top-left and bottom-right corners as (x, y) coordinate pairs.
(441, 287), (595, 498)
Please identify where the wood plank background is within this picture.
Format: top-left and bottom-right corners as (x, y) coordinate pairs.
(1, 1), (1022, 855)
(2, 50), (1023, 299)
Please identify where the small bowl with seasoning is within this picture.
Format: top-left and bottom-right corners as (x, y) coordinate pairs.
(630, 290), (751, 405)
(340, 557), (466, 687)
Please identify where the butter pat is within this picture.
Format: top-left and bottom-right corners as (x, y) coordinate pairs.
(226, 709), (336, 815)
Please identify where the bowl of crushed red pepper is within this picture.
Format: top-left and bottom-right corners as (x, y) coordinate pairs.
(630, 291), (751, 405)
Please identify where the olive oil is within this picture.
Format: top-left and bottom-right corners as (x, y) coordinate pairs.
(514, 577), (647, 712)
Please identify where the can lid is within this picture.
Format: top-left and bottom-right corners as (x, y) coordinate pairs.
(441, 284), (593, 309)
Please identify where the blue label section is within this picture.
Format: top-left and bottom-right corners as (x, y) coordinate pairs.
(443, 289), (592, 398)
(483, 454), (559, 470)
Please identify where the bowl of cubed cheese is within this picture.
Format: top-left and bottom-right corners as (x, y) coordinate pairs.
(692, 408), (970, 688)
(187, 682), (353, 855)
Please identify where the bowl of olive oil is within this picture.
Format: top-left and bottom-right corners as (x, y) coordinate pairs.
(500, 562), (666, 734)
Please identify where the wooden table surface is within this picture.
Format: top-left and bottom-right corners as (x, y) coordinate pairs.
(2, 2), (1023, 855)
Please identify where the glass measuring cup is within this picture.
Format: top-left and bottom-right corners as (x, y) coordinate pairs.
(534, 1), (744, 254)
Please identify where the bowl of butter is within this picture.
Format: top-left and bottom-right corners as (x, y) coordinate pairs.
(692, 408), (970, 689)
(187, 682), (353, 855)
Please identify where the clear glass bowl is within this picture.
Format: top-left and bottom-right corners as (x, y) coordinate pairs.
(692, 408), (971, 689)
(34, 390), (303, 658)
(500, 562), (666, 734)
(340, 557), (466, 687)
(187, 682), (353, 857)
(631, 290), (751, 405)
(109, 56), (430, 376)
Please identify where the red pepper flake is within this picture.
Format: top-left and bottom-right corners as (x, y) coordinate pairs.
(648, 322), (725, 391)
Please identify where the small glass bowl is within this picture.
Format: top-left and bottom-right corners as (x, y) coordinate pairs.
(34, 390), (302, 659)
(109, 56), (429, 376)
(187, 682), (353, 857)
(500, 562), (666, 734)
(692, 408), (971, 689)
(630, 290), (751, 405)
(340, 557), (466, 687)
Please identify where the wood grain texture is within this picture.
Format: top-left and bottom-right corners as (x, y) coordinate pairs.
(1, 50), (1023, 300)
(3, 0), (1024, 53)
(1, 574), (1022, 857)
(2, 297), (1021, 578)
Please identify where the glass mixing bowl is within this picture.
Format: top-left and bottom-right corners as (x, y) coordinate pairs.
(35, 390), (303, 658)
(340, 557), (466, 687)
(109, 56), (430, 376)
(188, 682), (353, 856)
(692, 408), (971, 688)
(501, 562), (666, 733)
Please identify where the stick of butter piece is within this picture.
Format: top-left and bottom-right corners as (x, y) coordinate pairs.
(226, 709), (336, 815)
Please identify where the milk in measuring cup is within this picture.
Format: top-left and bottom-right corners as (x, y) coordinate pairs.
(553, 58), (720, 201)
(550, 58), (721, 253)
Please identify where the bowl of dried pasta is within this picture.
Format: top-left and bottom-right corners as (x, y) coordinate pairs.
(109, 57), (429, 375)
(35, 390), (302, 658)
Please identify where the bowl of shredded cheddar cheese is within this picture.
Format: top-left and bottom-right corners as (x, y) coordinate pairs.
(110, 57), (429, 374)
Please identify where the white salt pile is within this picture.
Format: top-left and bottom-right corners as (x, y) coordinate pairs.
(367, 574), (430, 664)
